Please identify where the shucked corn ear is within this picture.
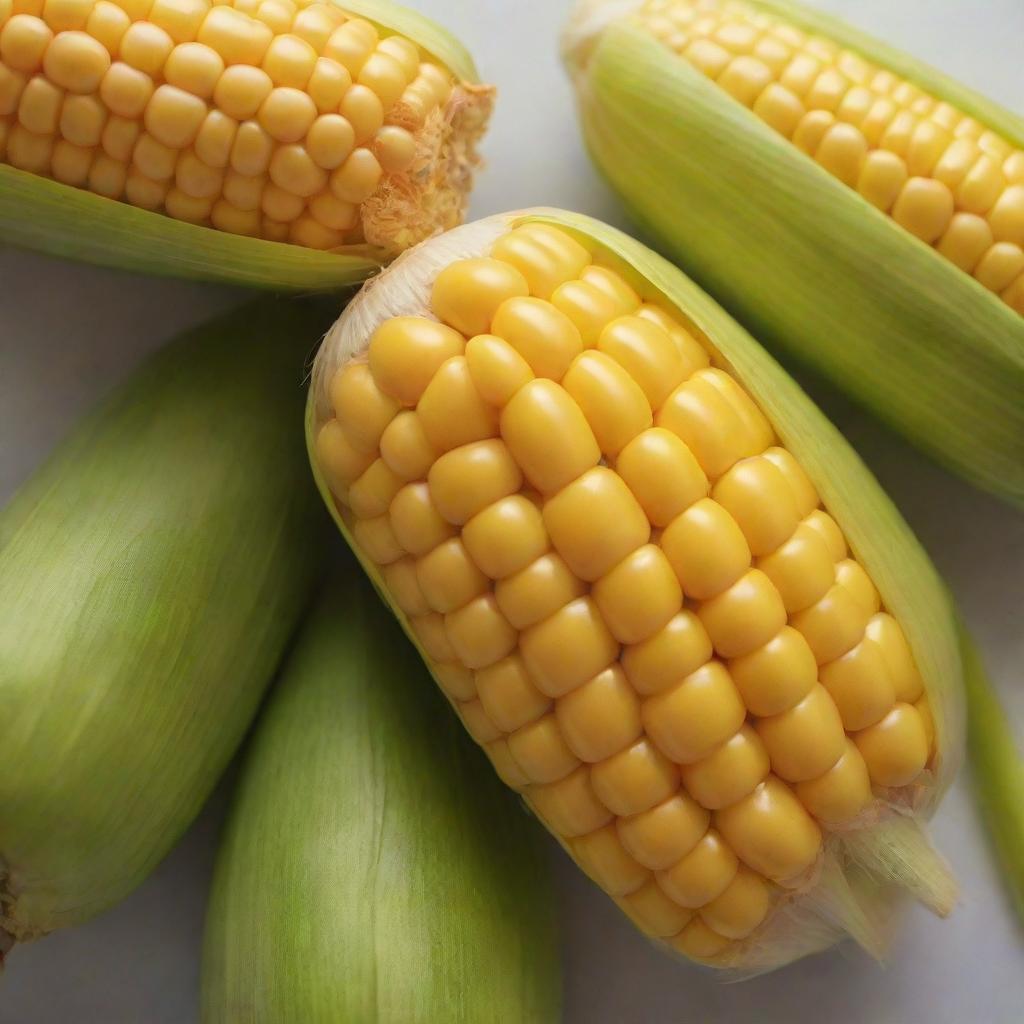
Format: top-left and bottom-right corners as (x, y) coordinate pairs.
(0, 298), (325, 949)
(306, 209), (964, 971)
(562, 0), (1024, 508)
(202, 569), (560, 1023)
(0, 0), (493, 289)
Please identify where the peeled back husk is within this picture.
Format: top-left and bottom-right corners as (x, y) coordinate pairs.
(201, 568), (561, 1023)
(306, 208), (965, 972)
(562, 0), (1024, 508)
(0, 298), (327, 950)
(0, 0), (493, 291)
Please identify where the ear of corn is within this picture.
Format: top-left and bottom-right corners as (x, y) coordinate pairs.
(306, 208), (964, 971)
(562, 0), (1024, 508)
(201, 568), (561, 1023)
(0, 298), (326, 947)
(0, 0), (493, 289)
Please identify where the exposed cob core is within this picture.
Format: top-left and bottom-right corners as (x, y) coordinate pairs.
(309, 211), (957, 969)
(570, 0), (1024, 314)
(0, 0), (492, 251)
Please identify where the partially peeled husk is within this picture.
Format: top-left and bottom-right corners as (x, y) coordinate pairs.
(562, 0), (1024, 508)
(201, 567), (561, 1023)
(0, 0), (494, 291)
(0, 298), (326, 953)
(306, 208), (965, 972)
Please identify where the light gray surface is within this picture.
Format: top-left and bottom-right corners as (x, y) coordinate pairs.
(1, 1), (1022, 1021)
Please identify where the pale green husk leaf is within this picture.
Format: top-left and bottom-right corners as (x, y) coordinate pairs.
(565, 8), (1024, 507)
(0, 298), (327, 945)
(201, 569), (560, 1024)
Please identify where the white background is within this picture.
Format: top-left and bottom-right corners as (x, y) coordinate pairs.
(2, 1), (1023, 1021)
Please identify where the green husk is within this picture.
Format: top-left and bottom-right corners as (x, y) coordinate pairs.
(563, 0), (1024, 507)
(201, 569), (561, 1024)
(961, 626), (1024, 922)
(0, 298), (327, 948)
(306, 208), (964, 970)
(0, 1), (486, 290)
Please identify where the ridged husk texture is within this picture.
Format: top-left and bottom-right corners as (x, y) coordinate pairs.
(307, 209), (965, 972)
(563, 0), (1024, 508)
(0, 298), (327, 949)
(0, 0), (493, 291)
(201, 568), (561, 1023)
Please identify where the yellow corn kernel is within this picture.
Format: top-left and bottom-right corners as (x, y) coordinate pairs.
(367, 317), (464, 409)
(543, 467), (650, 582)
(555, 664), (642, 763)
(18, 75), (62, 134)
(417, 356), (497, 453)
(819, 635), (895, 730)
(323, 18), (376, 77)
(491, 296), (583, 382)
(617, 792), (709, 871)
(50, 138), (92, 183)
(756, 684), (846, 782)
(712, 455), (800, 557)
(697, 568), (787, 659)
(616, 428), (707, 528)
(475, 654), (550, 733)
(484, 739), (530, 791)
(507, 713), (579, 785)
(699, 865), (772, 940)
(431, 258), (529, 338)
(461, 494), (547, 580)
(642, 660), (746, 765)
(377, 411), (436, 483)
(351, 514), (403, 566)
(854, 702), (929, 787)
(714, 777), (822, 883)
(619, 878), (693, 938)
(660, 497), (750, 600)
(528, 766), (614, 838)
(562, 350), (653, 456)
(388, 481), (455, 557)
(590, 737), (679, 817)
(520, 596), (618, 698)
(592, 544), (682, 645)
(671, 917), (733, 961)
(790, 580), (870, 664)
(6, 120), (51, 170)
(381, 557), (430, 619)
(597, 315), (691, 408)
(680, 724), (770, 810)
(329, 361), (398, 453)
(42, 0), (91, 33)
(464, 334), (534, 407)
(493, 552), (586, 631)
(408, 612), (456, 665)
(572, 824), (648, 897)
(755, 522), (834, 615)
(457, 698), (500, 746)
(656, 828), (738, 908)
(431, 662), (475, 705)
(444, 593), (517, 671)
(551, 279), (629, 348)
(414, 537), (487, 615)
(427, 439), (522, 527)
(620, 609), (712, 697)
(795, 738), (873, 824)
(975, 242), (1024, 293)
(490, 222), (592, 300)
(1, 16), (52, 75)
(802, 508), (847, 561)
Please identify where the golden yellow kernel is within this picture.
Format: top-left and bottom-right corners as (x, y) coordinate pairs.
(6, 120), (51, 171)
(591, 738), (679, 817)
(1, 15), (54, 74)
(854, 702), (929, 787)
(119, 21), (173, 77)
(323, 18), (376, 77)
(892, 176), (954, 244)
(681, 725), (770, 811)
(490, 223), (593, 301)
(307, 54), (350, 113)
(86, 150), (126, 197)
(229, 118), (272, 175)
(699, 865), (772, 940)
(431, 257), (530, 338)
(164, 42), (224, 100)
(17, 74), (62, 134)
(214, 63), (273, 120)
(462, 494), (548, 581)
(198, 6), (272, 66)
(145, 84), (206, 149)
(328, 144), (380, 203)
(124, 168), (167, 209)
(50, 137), (92, 183)
(656, 829), (738, 909)
(175, 148), (222, 198)
(132, 131), (176, 180)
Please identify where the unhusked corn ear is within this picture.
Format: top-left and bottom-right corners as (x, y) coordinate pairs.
(201, 571), (559, 1024)
(307, 209), (962, 972)
(0, 0), (493, 289)
(563, 0), (1024, 508)
(0, 299), (325, 946)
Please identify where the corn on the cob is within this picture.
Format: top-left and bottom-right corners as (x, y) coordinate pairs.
(0, 0), (492, 288)
(307, 209), (963, 970)
(202, 570), (560, 1022)
(0, 298), (325, 948)
(562, 0), (1024, 508)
